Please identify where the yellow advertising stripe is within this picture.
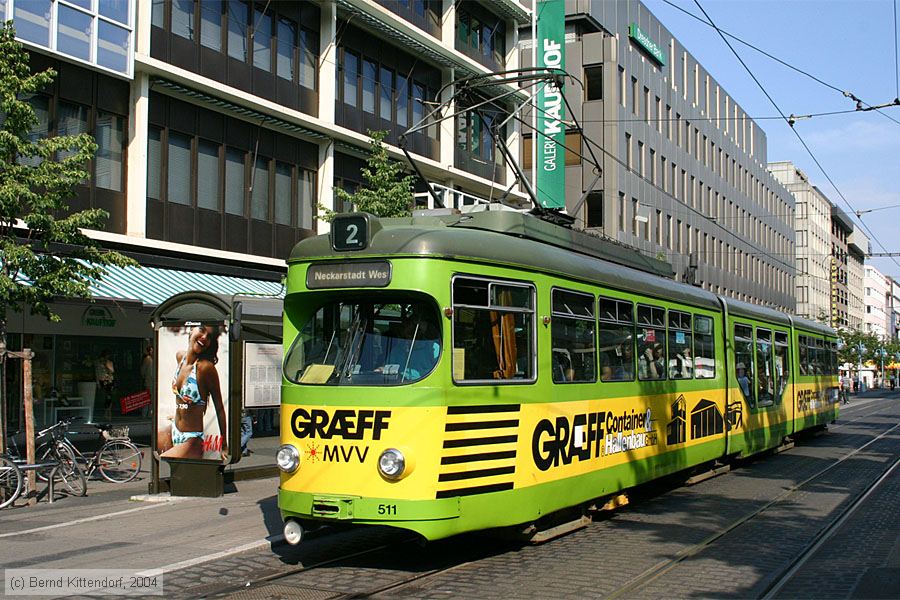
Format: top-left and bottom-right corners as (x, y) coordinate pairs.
(438, 456), (518, 472)
(442, 426), (521, 444)
(436, 469), (517, 492)
(444, 412), (522, 426)
(440, 444), (519, 460)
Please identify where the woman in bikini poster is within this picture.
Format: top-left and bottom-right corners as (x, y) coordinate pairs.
(156, 322), (229, 462)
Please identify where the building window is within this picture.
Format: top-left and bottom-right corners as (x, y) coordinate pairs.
(95, 111), (124, 192)
(197, 139), (220, 210)
(200, 0), (222, 51)
(172, 0), (194, 40)
(456, 5), (506, 69)
(167, 131), (192, 206)
(147, 93), (317, 256)
(585, 65), (602, 100)
(21, 0), (133, 75)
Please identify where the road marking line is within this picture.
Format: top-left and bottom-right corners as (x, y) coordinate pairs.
(0, 503), (166, 539)
(137, 535), (284, 576)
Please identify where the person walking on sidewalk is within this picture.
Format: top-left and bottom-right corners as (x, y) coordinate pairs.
(240, 409), (254, 457)
(841, 374), (851, 405)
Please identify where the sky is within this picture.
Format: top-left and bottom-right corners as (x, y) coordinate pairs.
(643, 0), (900, 280)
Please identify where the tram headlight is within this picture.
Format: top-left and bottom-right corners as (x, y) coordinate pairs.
(378, 448), (406, 480)
(277, 444), (300, 473)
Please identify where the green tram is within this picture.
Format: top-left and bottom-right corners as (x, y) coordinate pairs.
(277, 210), (839, 544)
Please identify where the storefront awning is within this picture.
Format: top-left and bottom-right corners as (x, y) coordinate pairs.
(88, 264), (284, 307)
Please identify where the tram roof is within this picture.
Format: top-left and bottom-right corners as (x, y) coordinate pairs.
(291, 210), (721, 310)
(289, 210), (834, 335)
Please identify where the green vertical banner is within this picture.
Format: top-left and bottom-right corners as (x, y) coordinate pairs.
(536, 0), (566, 209)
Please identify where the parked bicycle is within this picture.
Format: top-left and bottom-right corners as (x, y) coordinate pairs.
(5, 422), (87, 499)
(0, 455), (23, 509)
(37, 418), (142, 484)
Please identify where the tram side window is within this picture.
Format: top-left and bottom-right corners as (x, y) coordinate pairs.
(667, 310), (693, 379)
(828, 341), (838, 376)
(452, 277), (535, 383)
(734, 324), (754, 405)
(551, 289), (596, 383)
(774, 331), (789, 403)
(694, 315), (716, 379)
(798, 335), (809, 376)
(814, 338), (826, 375)
(755, 328), (774, 407)
(636, 304), (665, 381)
(599, 297), (634, 382)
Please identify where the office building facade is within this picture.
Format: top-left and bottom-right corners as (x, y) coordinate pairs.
(3, 0), (530, 431)
(847, 226), (869, 331)
(522, 0), (796, 311)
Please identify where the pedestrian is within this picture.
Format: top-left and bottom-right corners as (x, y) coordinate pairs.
(140, 344), (154, 417)
(240, 409), (254, 456)
(841, 374), (851, 405)
(96, 349), (115, 420)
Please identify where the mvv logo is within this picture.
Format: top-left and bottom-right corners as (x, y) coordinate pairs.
(322, 445), (370, 463)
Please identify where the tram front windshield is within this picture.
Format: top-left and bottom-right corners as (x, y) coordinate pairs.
(284, 298), (441, 386)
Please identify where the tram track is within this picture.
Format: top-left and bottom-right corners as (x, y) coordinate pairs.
(604, 402), (900, 599)
(183, 400), (898, 600)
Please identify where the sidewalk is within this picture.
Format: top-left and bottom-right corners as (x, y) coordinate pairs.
(0, 473), (283, 595)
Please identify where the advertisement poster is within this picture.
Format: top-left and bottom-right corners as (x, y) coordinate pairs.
(244, 343), (281, 408)
(156, 322), (230, 462)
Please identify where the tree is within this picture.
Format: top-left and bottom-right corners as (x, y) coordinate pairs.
(321, 130), (416, 221)
(0, 22), (134, 325)
(0, 22), (134, 449)
(836, 328), (897, 366)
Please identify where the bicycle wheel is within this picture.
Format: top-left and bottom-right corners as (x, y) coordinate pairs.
(97, 441), (142, 483)
(56, 462), (87, 497)
(0, 457), (23, 509)
(37, 442), (77, 482)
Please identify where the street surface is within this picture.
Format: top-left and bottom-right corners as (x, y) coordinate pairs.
(0, 392), (896, 599)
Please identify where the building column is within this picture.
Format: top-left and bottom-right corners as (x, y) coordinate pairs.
(505, 20), (520, 189)
(439, 68), (455, 175)
(317, 142), (335, 234)
(318, 1), (337, 125)
(126, 73), (149, 238)
(315, 2), (337, 232)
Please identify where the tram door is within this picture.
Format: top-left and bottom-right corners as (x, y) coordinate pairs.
(773, 331), (792, 432)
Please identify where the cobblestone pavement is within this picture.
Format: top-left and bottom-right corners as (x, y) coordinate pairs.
(18, 396), (893, 600)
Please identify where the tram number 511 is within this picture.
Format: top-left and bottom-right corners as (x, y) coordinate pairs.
(377, 504), (397, 515)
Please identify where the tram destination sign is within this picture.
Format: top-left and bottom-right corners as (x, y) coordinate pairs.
(307, 261), (392, 289)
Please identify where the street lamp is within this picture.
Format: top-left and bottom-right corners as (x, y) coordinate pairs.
(878, 347), (887, 389)
(857, 343), (866, 393)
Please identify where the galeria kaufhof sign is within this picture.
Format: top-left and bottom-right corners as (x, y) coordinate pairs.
(628, 23), (666, 66)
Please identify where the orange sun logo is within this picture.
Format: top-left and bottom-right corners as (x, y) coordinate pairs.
(305, 443), (320, 463)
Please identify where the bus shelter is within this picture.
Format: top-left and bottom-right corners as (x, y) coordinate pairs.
(149, 291), (282, 496)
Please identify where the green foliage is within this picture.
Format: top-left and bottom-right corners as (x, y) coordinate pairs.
(0, 22), (135, 324)
(836, 328), (900, 366)
(321, 130), (415, 221)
